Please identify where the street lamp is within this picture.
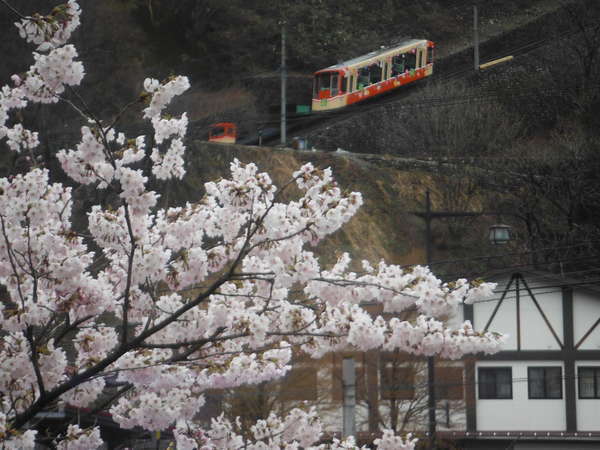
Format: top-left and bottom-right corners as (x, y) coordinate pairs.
(413, 191), (514, 450)
(488, 224), (512, 245)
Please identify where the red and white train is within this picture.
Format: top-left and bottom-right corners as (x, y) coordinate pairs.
(312, 38), (434, 112)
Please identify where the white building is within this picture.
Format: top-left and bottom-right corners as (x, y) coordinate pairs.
(250, 270), (600, 449)
(454, 270), (600, 449)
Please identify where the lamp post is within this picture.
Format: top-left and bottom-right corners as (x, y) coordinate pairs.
(414, 191), (514, 450)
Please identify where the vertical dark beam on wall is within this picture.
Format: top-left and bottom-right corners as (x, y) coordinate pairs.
(366, 350), (380, 432)
(464, 303), (477, 432)
(562, 286), (577, 432)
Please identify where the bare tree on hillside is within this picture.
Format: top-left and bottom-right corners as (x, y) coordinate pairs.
(471, 123), (600, 273)
(323, 81), (523, 158)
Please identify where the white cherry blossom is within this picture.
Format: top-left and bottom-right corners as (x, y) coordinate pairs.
(0, 2), (506, 449)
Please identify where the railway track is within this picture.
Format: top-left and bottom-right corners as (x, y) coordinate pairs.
(257, 3), (582, 149)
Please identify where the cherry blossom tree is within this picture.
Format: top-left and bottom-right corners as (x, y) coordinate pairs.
(0, 2), (505, 448)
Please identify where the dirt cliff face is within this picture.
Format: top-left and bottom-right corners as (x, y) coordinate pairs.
(175, 141), (427, 268)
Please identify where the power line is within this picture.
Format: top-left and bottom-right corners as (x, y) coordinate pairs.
(425, 241), (600, 268)
(439, 256), (600, 283)
(197, 370), (600, 399)
(246, 18), (596, 140)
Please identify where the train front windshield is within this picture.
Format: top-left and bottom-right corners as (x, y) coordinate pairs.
(313, 72), (339, 98)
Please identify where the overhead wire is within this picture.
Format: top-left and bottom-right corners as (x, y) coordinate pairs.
(425, 241), (600, 269)
(197, 369), (600, 399)
(241, 18), (594, 138)
(438, 255), (600, 282)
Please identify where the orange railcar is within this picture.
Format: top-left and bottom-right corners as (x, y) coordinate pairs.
(208, 122), (237, 144)
(312, 38), (434, 112)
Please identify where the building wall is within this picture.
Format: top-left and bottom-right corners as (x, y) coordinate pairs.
(472, 277), (564, 350)
(475, 360), (566, 431)
(573, 290), (600, 350)
(575, 360), (600, 431)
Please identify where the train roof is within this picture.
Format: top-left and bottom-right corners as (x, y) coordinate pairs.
(318, 38), (429, 72)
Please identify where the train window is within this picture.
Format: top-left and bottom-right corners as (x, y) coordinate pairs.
(420, 49), (425, 67)
(391, 54), (406, 76)
(369, 63), (381, 84)
(341, 75), (348, 94)
(313, 73), (333, 98)
(406, 51), (417, 71)
(358, 67), (370, 89)
(427, 47), (433, 65)
(211, 126), (225, 136)
(331, 73), (339, 96)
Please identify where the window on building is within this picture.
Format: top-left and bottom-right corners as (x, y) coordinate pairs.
(280, 366), (318, 401)
(380, 364), (415, 400)
(579, 367), (600, 399)
(528, 366), (562, 399)
(436, 367), (464, 400)
(478, 367), (512, 399)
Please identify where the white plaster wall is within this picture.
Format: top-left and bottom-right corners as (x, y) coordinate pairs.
(520, 287), (563, 350)
(473, 280), (518, 350)
(475, 361), (566, 431)
(573, 290), (600, 350)
(575, 361), (600, 431)
(473, 277), (564, 351)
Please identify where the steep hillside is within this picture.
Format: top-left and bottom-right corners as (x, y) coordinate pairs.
(172, 142), (427, 267)
(0, 0), (572, 133)
(171, 142), (513, 276)
(2, 0), (597, 281)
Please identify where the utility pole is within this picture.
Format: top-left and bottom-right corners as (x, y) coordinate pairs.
(342, 358), (356, 439)
(473, 5), (480, 71)
(425, 191), (437, 450)
(414, 191), (517, 449)
(280, 21), (287, 146)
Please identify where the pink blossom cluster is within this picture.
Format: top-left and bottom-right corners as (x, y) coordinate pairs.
(21, 44), (85, 103)
(15, 0), (81, 51)
(0, 411), (36, 449)
(55, 425), (103, 450)
(173, 408), (418, 449)
(0, 2), (506, 449)
(0, 2), (83, 155)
